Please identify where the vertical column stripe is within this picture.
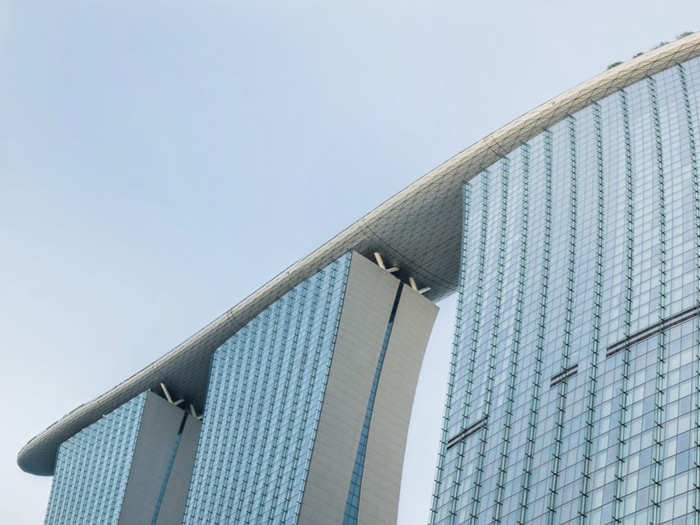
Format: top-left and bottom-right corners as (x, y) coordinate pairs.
(492, 145), (529, 523)
(577, 103), (605, 522)
(678, 62), (700, 524)
(429, 183), (473, 524)
(280, 277), (324, 522)
(469, 158), (510, 524)
(546, 116), (578, 525)
(266, 289), (300, 523)
(648, 76), (668, 525)
(611, 89), (635, 524)
(518, 130), (553, 525)
(448, 174), (491, 524)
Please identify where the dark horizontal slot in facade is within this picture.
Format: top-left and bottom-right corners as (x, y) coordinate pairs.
(606, 305), (700, 358)
(446, 416), (488, 450)
(550, 364), (578, 388)
(550, 364), (578, 384)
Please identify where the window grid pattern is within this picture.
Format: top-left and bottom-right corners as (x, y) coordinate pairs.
(183, 253), (351, 525)
(431, 56), (700, 525)
(44, 392), (147, 525)
(517, 129), (553, 524)
(611, 89), (635, 524)
(468, 158), (511, 524)
(429, 183), (473, 524)
(450, 174), (492, 522)
(578, 102), (605, 521)
(679, 62), (700, 523)
(492, 145), (530, 523)
(545, 116), (579, 525)
(648, 75), (668, 522)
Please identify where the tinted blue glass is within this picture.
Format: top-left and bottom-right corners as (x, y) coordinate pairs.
(183, 253), (351, 524)
(44, 392), (147, 525)
(431, 56), (700, 525)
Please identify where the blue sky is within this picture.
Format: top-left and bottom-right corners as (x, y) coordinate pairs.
(1, 2), (698, 523)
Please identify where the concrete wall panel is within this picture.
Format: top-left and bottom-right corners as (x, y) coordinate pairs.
(358, 286), (438, 525)
(119, 392), (185, 525)
(299, 252), (399, 525)
(155, 415), (201, 525)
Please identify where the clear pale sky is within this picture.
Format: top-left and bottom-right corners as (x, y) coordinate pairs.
(1, 2), (699, 523)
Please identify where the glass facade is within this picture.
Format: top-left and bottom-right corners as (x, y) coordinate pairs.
(430, 57), (700, 524)
(26, 38), (700, 525)
(44, 392), (147, 525)
(183, 253), (352, 524)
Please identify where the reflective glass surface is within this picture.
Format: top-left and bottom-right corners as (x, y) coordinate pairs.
(431, 57), (700, 524)
(44, 392), (147, 525)
(183, 253), (351, 524)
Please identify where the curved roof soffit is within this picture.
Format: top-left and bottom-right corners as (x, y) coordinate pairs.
(18, 33), (700, 475)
